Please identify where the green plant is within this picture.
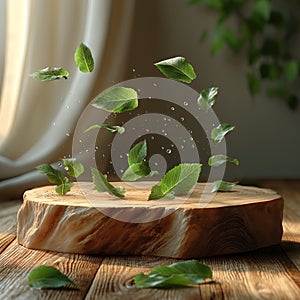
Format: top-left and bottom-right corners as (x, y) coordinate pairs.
(190, 0), (300, 109)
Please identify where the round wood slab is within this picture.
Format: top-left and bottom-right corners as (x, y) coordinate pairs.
(17, 182), (283, 258)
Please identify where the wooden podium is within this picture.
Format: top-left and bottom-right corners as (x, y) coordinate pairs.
(17, 182), (283, 258)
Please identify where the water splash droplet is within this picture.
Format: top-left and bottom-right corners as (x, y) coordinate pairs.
(180, 117), (185, 122)
(120, 155), (123, 159)
(66, 133), (70, 136)
(170, 106), (175, 111)
(151, 136), (155, 140)
(184, 101), (188, 106)
(153, 83), (157, 87)
(53, 122), (56, 126)
(166, 149), (172, 154)
(132, 68), (136, 72)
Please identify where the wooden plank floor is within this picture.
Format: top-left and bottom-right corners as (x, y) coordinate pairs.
(0, 180), (299, 299)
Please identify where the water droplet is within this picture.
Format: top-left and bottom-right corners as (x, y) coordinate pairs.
(190, 137), (194, 141)
(120, 155), (123, 159)
(184, 101), (188, 106)
(183, 139), (186, 143)
(145, 129), (149, 132)
(109, 161), (113, 164)
(78, 100), (81, 103)
(79, 139), (82, 143)
(151, 136), (155, 140)
(58, 163), (62, 167)
(153, 83), (157, 87)
(137, 88), (141, 92)
(161, 146), (165, 150)
(66, 133), (70, 136)
(132, 68), (136, 72)
(163, 117), (167, 121)
(191, 144), (195, 148)
(148, 96), (152, 99)
(164, 133), (167, 136)
(154, 162), (158, 166)
(64, 166), (69, 171)
(170, 106), (175, 111)
(162, 129), (165, 133)
(120, 169), (124, 173)
(53, 122), (56, 126)
(66, 105), (70, 109)
(85, 149), (89, 153)
(180, 117), (185, 122)
(166, 149), (172, 154)
(102, 154), (106, 157)
(95, 146), (99, 150)
(181, 145), (184, 149)
(171, 144), (174, 148)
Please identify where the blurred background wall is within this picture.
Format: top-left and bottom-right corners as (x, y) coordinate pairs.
(121, 0), (300, 180)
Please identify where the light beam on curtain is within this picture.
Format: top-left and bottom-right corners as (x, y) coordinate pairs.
(0, 0), (135, 200)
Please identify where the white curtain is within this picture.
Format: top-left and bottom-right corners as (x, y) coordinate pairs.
(0, 0), (135, 200)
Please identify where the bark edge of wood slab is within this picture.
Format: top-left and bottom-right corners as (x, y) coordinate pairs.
(17, 182), (284, 258)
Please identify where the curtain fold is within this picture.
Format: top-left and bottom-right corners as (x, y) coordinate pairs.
(0, 0), (135, 200)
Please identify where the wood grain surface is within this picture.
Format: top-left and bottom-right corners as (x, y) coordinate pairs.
(17, 183), (283, 258)
(0, 180), (299, 299)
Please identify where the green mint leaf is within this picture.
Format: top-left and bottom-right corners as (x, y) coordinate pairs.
(211, 123), (235, 144)
(36, 164), (74, 195)
(208, 154), (239, 167)
(154, 56), (197, 83)
(28, 265), (76, 289)
(91, 168), (125, 198)
(148, 163), (202, 200)
(121, 162), (157, 182)
(36, 164), (67, 186)
(198, 87), (219, 110)
(92, 86), (138, 113)
(122, 140), (158, 181)
(84, 124), (125, 134)
(55, 182), (74, 195)
(134, 260), (212, 288)
(128, 140), (147, 165)
(211, 180), (238, 192)
(74, 43), (94, 73)
(62, 158), (84, 177)
(30, 67), (69, 81)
